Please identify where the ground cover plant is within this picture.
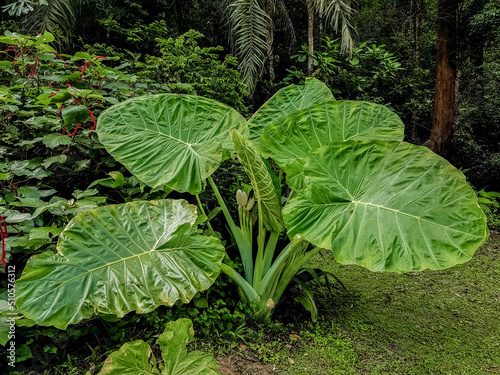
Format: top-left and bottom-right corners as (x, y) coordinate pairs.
(12, 76), (488, 338)
(98, 318), (220, 375)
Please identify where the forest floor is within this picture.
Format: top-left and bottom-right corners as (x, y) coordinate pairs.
(218, 232), (500, 375)
(14, 233), (499, 374)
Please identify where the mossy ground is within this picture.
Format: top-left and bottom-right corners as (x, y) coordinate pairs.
(240, 233), (500, 375)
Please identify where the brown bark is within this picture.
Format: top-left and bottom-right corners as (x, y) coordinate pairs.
(428, 0), (458, 154)
(307, 2), (314, 75)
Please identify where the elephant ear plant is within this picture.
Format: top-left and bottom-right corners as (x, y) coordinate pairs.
(16, 78), (488, 329)
(98, 318), (220, 375)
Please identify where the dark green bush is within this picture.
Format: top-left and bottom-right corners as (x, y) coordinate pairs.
(136, 30), (248, 115)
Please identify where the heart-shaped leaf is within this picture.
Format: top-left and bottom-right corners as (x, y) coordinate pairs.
(97, 94), (248, 194)
(158, 319), (220, 374)
(99, 341), (159, 375)
(283, 142), (488, 272)
(61, 105), (89, 126)
(260, 100), (405, 190)
(16, 200), (225, 329)
(259, 100), (405, 168)
(248, 78), (334, 143)
(98, 319), (220, 375)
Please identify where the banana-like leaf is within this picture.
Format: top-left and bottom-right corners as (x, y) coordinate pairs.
(231, 129), (283, 232)
(16, 200), (225, 329)
(99, 340), (159, 375)
(97, 94), (248, 194)
(158, 319), (220, 375)
(259, 100), (405, 167)
(283, 142), (488, 273)
(248, 78), (334, 143)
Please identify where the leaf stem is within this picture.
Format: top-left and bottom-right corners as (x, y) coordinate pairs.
(221, 263), (260, 306)
(208, 176), (254, 284)
(272, 246), (323, 304)
(253, 198), (266, 290)
(207, 176), (236, 231)
(195, 194), (213, 231)
(262, 230), (280, 275)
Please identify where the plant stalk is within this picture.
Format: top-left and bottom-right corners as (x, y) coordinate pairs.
(253, 198), (266, 290)
(208, 176), (254, 284)
(195, 194), (213, 231)
(221, 263), (260, 307)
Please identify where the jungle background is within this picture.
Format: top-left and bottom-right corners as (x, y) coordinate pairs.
(3, 0), (499, 189)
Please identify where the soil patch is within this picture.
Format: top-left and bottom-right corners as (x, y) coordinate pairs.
(217, 354), (275, 375)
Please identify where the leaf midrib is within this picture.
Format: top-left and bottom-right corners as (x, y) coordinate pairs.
(20, 245), (192, 307)
(330, 200), (484, 237)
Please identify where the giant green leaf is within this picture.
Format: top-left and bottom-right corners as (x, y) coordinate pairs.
(248, 78), (334, 143)
(99, 319), (220, 375)
(259, 100), (405, 169)
(283, 142), (488, 273)
(260, 100), (405, 190)
(16, 200), (225, 329)
(230, 129), (282, 232)
(97, 94), (248, 194)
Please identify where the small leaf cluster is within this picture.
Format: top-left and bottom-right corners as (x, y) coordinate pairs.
(136, 30), (248, 115)
(286, 37), (404, 103)
(477, 190), (500, 230)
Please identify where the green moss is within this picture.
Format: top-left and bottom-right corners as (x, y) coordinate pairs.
(260, 235), (500, 374)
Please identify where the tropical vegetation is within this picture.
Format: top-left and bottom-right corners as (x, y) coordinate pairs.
(0, 0), (499, 373)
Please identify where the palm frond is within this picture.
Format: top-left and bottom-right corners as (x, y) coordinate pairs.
(308, 0), (329, 15)
(25, 0), (87, 45)
(324, 0), (356, 55)
(226, 0), (273, 96)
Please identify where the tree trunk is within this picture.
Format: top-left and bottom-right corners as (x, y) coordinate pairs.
(410, 0), (415, 42)
(414, 0), (423, 60)
(266, 31), (275, 84)
(428, 0), (458, 154)
(410, 0), (424, 141)
(307, 2), (315, 75)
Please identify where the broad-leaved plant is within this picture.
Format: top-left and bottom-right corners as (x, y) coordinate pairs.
(15, 78), (488, 328)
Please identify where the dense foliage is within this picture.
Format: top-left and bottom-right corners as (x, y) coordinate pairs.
(0, 30), (248, 370)
(0, 0), (498, 373)
(449, 0), (500, 189)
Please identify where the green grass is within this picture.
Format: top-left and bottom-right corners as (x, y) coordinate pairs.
(247, 234), (500, 375)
